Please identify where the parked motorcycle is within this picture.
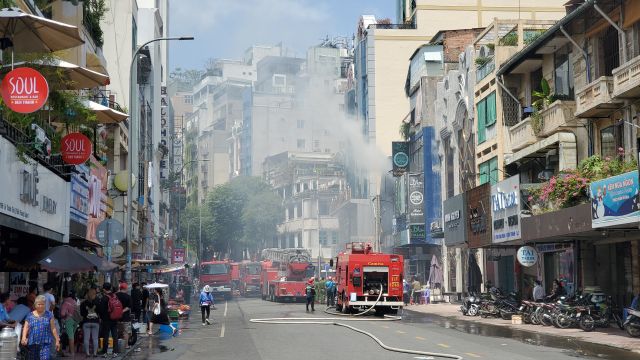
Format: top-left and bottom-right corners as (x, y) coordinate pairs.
(579, 296), (623, 331)
(460, 293), (481, 316)
(623, 308), (640, 337)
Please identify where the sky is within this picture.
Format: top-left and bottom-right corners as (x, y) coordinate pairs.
(168, 0), (396, 71)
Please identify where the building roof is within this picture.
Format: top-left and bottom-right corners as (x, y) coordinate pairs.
(496, 0), (595, 76)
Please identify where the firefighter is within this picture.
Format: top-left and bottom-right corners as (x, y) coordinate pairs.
(305, 278), (316, 312)
(325, 277), (335, 307)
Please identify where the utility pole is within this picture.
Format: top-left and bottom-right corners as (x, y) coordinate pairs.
(316, 166), (321, 279)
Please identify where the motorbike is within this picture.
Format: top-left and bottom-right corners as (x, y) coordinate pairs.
(460, 293), (481, 316)
(579, 296), (623, 331)
(478, 288), (519, 320)
(623, 308), (640, 337)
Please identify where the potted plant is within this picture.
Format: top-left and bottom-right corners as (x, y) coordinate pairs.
(530, 78), (555, 135)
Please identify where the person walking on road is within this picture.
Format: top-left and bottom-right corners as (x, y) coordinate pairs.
(411, 277), (422, 305)
(98, 283), (120, 357)
(305, 278), (316, 312)
(199, 285), (214, 326)
(80, 288), (100, 358)
(131, 283), (142, 323)
(21, 295), (60, 360)
(149, 288), (177, 336)
(116, 283), (132, 350)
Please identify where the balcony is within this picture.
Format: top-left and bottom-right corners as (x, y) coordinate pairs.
(537, 100), (577, 137)
(476, 58), (495, 82)
(509, 117), (538, 152)
(613, 55), (640, 99)
(575, 77), (622, 118)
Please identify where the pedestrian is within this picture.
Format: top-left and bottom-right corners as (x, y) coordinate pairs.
(402, 279), (410, 306)
(80, 287), (100, 358)
(26, 286), (37, 310)
(131, 283), (142, 323)
(116, 282), (133, 350)
(21, 295), (61, 360)
(305, 278), (316, 312)
(325, 277), (334, 307)
(60, 290), (80, 357)
(411, 276), (422, 305)
(43, 283), (56, 313)
(9, 297), (30, 352)
(547, 279), (566, 301)
(199, 285), (214, 326)
(0, 292), (16, 327)
(98, 283), (120, 357)
(148, 288), (176, 336)
(532, 280), (545, 301)
(141, 282), (150, 328)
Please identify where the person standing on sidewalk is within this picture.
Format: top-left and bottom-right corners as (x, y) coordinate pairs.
(60, 291), (80, 357)
(325, 277), (334, 307)
(80, 288), (100, 358)
(98, 283), (120, 357)
(411, 277), (422, 305)
(532, 280), (545, 302)
(131, 283), (142, 323)
(21, 295), (60, 360)
(199, 286), (214, 326)
(116, 283), (132, 351)
(141, 283), (150, 331)
(305, 278), (316, 312)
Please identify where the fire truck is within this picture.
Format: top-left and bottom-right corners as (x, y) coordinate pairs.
(199, 259), (233, 300)
(239, 261), (262, 297)
(260, 248), (315, 303)
(334, 242), (404, 315)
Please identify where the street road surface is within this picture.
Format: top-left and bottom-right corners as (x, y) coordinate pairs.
(126, 298), (640, 360)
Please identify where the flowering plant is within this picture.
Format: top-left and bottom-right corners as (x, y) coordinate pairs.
(527, 152), (637, 215)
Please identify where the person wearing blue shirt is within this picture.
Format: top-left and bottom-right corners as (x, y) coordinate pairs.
(9, 297), (29, 351)
(199, 285), (214, 326)
(325, 277), (335, 307)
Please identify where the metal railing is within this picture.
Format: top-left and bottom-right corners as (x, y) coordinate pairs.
(476, 58), (495, 82)
(368, 23), (416, 30)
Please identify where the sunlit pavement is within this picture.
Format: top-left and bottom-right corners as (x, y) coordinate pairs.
(123, 298), (640, 360)
(405, 303), (640, 354)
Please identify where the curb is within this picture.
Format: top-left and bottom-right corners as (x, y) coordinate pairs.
(403, 308), (640, 354)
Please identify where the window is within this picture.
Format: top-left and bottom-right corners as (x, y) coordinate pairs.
(479, 156), (499, 185)
(332, 231), (338, 244)
(184, 95), (193, 104)
(554, 45), (574, 99)
(319, 230), (328, 246)
(476, 91), (496, 144)
(313, 139), (320, 150)
(602, 26), (620, 77)
(297, 119), (304, 128)
(600, 125), (622, 158)
(273, 74), (286, 87)
(297, 139), (306, 149)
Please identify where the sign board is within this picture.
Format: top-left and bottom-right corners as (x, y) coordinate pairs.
(96, 218), (124, 245)
(392, 141), (409, 176)
(111, 245), (124, 258)
(466, 183), (492, 249)
(61, 133), (92, 165)
(86, 155), (109, 243)
(0, 136), (69, 238)
(410, 224), (426, 238)
(159, 86), (169, 180)
(590, 170), (639, 228)
(70, 164), (89, 225)
(516, 246), (538, 267)
(172, 248), (185, 263)
(443, 193), (467, 246)
(408, 173), (424, 224)
(1, 67), (49, 113)
(491, 175), (521, 243)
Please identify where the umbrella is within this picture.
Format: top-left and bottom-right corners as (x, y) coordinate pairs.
(82, 99), (128, 124)
(144, 282), (169, 289)
(0, 7), (83, 53)
(427, 254), (444, 288)
(37, 245), (118, 273)
(2, 59), (109, 89)
(467, 251), (483, 295)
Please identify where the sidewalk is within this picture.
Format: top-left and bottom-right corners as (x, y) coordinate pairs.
(405, 303), (640, 354)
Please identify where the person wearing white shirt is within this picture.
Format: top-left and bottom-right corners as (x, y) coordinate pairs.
(533, 280), (545, 301)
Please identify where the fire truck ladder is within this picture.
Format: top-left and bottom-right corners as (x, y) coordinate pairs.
(261, 248), (311, 264)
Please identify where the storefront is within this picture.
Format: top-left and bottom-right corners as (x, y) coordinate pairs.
(443, 193), (466, 294)
(465, 184), (491, 293)
(0, 135), (70, 292)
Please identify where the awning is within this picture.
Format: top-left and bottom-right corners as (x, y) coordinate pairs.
(83, 100), (128, 124)
(497, 0), (596, 77)
(505, 132), (577, 169)
(2, 59), (109, 89)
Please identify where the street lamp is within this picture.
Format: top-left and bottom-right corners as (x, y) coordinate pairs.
(126, 36), (194, 283)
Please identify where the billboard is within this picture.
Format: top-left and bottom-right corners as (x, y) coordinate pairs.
(408, 173), (424, 224)
(392, 141), (409, 176)
(491, 175), (521, 243)
(590, 170), (639, 228)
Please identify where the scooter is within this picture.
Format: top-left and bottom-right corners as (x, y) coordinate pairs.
(623, 308), (640, 337)
(460, 293), (480, 316)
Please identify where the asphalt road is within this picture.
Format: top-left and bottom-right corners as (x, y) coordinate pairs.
(126, 298), (640, 360)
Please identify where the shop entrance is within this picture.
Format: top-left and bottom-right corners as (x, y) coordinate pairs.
(543, 246), (574, 295)
(498, 255), (515, 294)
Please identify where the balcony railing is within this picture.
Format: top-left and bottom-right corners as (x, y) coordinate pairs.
(367, 23), (416, 30)
(575, 76), (621, 118)
(613, 54), (640, 99)
(476, 58), (495, 82)
(538, 100), (577, 137)
(509, 117), (538, 152)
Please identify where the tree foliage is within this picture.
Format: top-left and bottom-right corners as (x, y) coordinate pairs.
(182, 177), (283, 261)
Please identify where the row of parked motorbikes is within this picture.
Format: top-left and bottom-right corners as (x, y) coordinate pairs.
(460, 288), (640, 337)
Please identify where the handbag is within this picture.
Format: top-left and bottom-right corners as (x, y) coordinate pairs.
(153, 303), (161, 316)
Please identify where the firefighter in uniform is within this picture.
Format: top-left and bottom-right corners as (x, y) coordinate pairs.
(305, 278), (316, 312)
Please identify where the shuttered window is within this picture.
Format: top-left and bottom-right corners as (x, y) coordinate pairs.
(477, 98), (486, 144)
(485, 92), (497, 126)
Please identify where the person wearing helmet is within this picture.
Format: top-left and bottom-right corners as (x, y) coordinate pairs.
(305, 278), (316, 312)
(199, 285), (214, 325)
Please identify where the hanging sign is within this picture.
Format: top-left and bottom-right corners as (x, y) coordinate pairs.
(61, 132), (92, 165)
(1, 67), (49, 113)
(516, 246), (538, 267)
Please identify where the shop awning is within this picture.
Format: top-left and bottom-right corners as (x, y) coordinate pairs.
(83, 100), (128, 124)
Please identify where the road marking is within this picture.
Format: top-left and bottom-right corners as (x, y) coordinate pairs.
(220, 323), (225, 338)
(464, 353), (481, 358)
(437, 343), (450, 348)
(396, 330), (406, 334)
(224, 301), (228, 317)
(381, 325), (390, 329)
(415, 336), (426, 340)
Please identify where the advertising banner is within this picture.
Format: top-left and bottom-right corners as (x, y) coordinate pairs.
(408, 173), (424, 224)
(160, 86), (169, 180)
(491, 175), (521, 243)
(590, 170), (639, 228)
(86, 155), (109, 243)
(1, 67), (49, 113)
(173, 248), (185, 263)
(443, 193), (466, 246)
(70, 164), (89, 225)
(392, 141), (409, 176)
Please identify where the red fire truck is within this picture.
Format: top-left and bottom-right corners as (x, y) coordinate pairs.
(199, 259), (233, 300)
(334, 242), (404, 315)
(260, 248), (315, 303)
(239, 261), (262, 297)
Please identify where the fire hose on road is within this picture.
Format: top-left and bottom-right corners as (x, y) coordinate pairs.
(249, 286), (464, 360)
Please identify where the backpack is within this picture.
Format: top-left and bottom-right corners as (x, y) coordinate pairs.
(306, 285), (315, 297)
(108, 294), (124, 321)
